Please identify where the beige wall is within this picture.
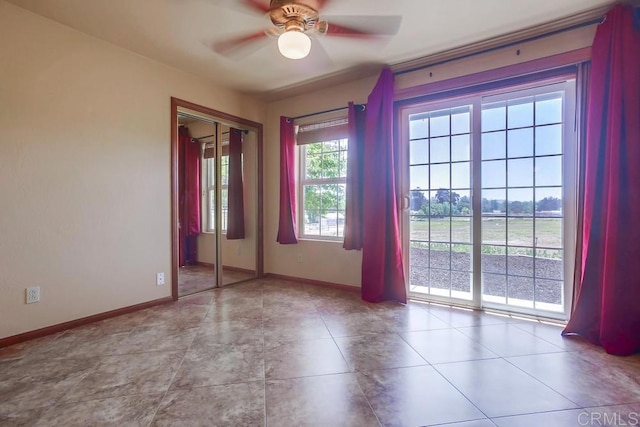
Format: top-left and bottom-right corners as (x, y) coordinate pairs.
(0, 1), (265, 339)
(262, 24), (596, 288)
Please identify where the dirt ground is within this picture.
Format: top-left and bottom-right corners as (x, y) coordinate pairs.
(409, 247), (563, 304)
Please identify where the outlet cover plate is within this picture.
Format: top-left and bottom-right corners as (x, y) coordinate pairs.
(26, 286), (40, 304)
(156, 272), (165, 286)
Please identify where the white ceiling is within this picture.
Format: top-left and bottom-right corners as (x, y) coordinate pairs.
(7, 0), (614, 99)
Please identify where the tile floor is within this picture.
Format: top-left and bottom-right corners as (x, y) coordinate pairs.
(1, 277), (639, 426)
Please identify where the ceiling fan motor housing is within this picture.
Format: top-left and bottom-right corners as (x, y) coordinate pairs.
(269, 0), (320, 32)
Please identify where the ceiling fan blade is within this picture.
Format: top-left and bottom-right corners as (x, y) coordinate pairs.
(240, 0), (271, 13)
(324, 15), (402, 38)
(316, 0), (331, 10)
(213, 30), (269, 56)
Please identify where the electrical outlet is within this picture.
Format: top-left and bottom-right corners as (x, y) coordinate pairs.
(26, 286), (40, 304)
(297, 253), (303, 263)
(156, 272), (165, 286)
(237, 246), (242, 256)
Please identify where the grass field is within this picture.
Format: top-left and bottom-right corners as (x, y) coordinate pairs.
(410, 217), (562, 249)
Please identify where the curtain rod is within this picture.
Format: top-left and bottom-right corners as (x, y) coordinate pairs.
(193, 129), (249, 141)
(288, 104), (365, 121)
(394, 16), (604, 77)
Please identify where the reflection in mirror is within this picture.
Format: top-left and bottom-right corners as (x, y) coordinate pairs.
(175, 106), (258, 296)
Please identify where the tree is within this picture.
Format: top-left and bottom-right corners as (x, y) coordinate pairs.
(536, 196), (561, 212)
(410, 190), (427, 211)
(303, 141), (345, 224)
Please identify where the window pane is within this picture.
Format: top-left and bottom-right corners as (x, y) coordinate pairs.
(535, 187), (562, 216)
(508, 188), (534, 216)
(507, 247), (534, 277)
(482, 246), (506, 273)
(483, 273), (507, 300)
(535, 156), (562, 186)
(430, 269), (451, 295)
(410, 165), (429, 190)
(508, 217), (533, 246)
(482, 160), (506, 188)
(430, 112), (450, 137)
(430, 217), (451, 242)
(482, 218), (506, 245)
(507, 97), (534, 128)
(482, 102), (506, 132)
(451, 162), (470, 189)
(482, 131), (506, 160)
(535, 279), (563, 307)
(321, 150), (340, 178)
(430, 190), (451, 217)
(430, 137), (450, 163)
(535, 125), (562, 156)
(221, 187), (229, 230)
(410, 140), (429, 164)
(453, 190), (472, 216)
(535, 93), (562, 125)
(430, 243), (450, 269)
(508, 276), (534, 306)
(305, 143), (323, 179)
(535, 249), (563, 280)
(451, 107), (470, 134)
(451, 218), (471, 243)
(410, 191), (429, 213)
(507, 128), (533, 158)
(430, 164), (450, 189)
(508, 158), (533, 187)
(451, 244), (472, 270)
(535, 218), (562, 249)
(410, 117), (428, 139)
(339, 150), (348, 177)
(482, 189), (506, 215)
(410, 216), (429, 241)
(303, 185), (321, 233)
(451, 134), (470, 162)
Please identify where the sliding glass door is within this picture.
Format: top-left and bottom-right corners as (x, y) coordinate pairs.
(401, 81), (576, 319)
(408, 104), (474, 302)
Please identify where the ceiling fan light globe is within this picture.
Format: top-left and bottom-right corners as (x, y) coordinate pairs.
(277, 31), (311, 59)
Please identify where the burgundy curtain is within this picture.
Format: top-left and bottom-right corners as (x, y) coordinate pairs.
(361, 68), (407, 303)
(226, 128), (245, 240)
(179, 126), (201, 266)
(343, 102), (366, 250)
(563, 5), (640, 356)
(277, 116), (298, 244)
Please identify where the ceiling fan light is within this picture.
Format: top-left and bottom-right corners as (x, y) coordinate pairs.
(277, 30), (311, 59)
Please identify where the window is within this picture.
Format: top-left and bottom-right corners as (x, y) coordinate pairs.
(203, 152), (229, 232)
(299, 138), (348, 239)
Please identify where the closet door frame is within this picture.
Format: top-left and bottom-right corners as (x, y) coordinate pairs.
(170, 97), (264, 300)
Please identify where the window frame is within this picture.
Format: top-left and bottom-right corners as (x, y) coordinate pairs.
(298, 137), (349, 241)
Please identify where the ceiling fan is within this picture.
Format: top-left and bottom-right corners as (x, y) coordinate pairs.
(214, 0), (402, 60)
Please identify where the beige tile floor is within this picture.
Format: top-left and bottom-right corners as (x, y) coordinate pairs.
(1, 277), (640, 426)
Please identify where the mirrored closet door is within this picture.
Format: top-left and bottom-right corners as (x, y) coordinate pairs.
(171, 98), (263, 297)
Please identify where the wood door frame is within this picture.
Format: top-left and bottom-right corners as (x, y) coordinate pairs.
(170, 97), (264, 300)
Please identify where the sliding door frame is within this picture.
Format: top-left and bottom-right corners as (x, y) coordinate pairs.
(397, 77), (578, 320)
